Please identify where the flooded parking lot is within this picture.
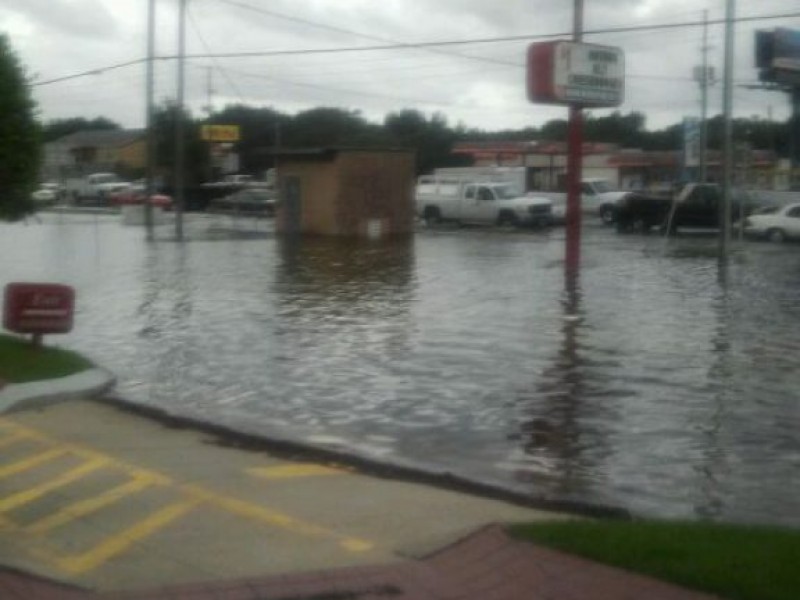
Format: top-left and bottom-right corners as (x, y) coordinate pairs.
(1, 213), (798, 526)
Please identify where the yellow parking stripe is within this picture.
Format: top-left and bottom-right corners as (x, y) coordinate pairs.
(0, 457), (108, 514)
(26, 476), (157, 535)
(0, 448), (66, 479)
(246, 463), (348, 479)
(185, 484), (373, 552)
(0, 416), (376, 574)
(56, 499), (199, 574)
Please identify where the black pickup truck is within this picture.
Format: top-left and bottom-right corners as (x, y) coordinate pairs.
(614, 183), (759, 233)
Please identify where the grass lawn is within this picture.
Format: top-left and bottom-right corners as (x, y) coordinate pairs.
(0, 334), (92, 384)
(510, 520), (800, 600)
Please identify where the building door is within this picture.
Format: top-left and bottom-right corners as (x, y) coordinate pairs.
(282, 176), (302, 234)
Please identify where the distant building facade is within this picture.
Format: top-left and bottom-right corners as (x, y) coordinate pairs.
(451, 140), (786, 191)
(42, 129), (146, 181)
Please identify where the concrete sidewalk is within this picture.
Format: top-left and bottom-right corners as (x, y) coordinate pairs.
(0, 398), (568, 592)
(0, 397), (727, 600)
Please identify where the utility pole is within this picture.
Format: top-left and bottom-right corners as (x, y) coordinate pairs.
(792, 89), (800, 186)
(720, 0), (736, 261)
(144, 0), (156, 241)
(174, 0), (187, 241)
(274, 121), (281, 203)
(205, 66), (214, 115)
(699, 10), (712, 183)
(565, 0), (584, 279)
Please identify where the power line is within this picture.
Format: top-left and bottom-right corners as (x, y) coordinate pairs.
(187, 4), (248, 104)
(32, 58), (148, 86)
(174, 11), (800, 60)
(31, 10), (800, 87)
(215, 0), (521, 68)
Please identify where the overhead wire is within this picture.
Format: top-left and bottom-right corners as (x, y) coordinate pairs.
(214, 0), (521, 68)
(173, 11), (800, 61)
(31, 10), (800, 87)
(186, 3), (248, 104)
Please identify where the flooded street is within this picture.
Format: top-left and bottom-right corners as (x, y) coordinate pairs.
(1, 213), (798, 526)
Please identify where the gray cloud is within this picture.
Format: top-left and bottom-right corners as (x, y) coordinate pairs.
(2, 0), (118, 39)
(6, 0), (800, 132)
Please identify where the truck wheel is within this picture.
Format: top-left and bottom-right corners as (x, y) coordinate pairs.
(599, 205), (615, 225)
(497, 211), (519, 228)
(767, 228), (786, 243)
(422, 206), (442, 226)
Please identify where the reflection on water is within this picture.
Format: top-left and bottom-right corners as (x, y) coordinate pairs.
(0, 215), (798, 526)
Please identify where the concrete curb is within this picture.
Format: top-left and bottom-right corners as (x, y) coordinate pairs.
(94, 394), (632, 522)
(0, 368), (116, 414)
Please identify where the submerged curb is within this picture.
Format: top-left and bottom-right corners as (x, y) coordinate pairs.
(0, 368), (116, 413)
(95, 393), (632, 522)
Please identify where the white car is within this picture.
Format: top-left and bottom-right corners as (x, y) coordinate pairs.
(743, 203), (800, 243)
(31, 183), (62, 205)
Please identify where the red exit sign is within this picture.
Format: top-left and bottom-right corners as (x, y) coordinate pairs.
(3, 283), (75, 335)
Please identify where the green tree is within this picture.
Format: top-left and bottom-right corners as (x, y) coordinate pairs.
(384, 109), (463, 174)
(0, 35), (40, 221)
(284, 107), (383, 148)
(153, 101), (208, 187)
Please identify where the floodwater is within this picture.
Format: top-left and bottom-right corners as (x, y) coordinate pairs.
(1, 213), (798, 526)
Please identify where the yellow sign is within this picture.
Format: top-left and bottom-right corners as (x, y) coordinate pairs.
(200, 124), (240, 142)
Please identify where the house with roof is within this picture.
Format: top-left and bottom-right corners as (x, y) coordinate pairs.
(42, 129), (146, 182)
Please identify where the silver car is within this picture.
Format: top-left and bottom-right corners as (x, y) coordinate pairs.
(743, 203), (800, 243)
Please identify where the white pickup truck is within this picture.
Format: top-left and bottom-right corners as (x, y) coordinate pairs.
(536, 178), (630, 224)
(65, 173), (130, 205)
(416, 177), (553, 227)
(429, 168), (628, 224)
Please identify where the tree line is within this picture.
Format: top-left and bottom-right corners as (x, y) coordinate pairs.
(44, 104), (793, 186)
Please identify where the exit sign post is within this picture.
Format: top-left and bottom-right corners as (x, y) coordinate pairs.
(3, 283), (75, 346)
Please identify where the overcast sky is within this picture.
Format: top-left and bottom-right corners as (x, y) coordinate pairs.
(3, 0), (799, 133)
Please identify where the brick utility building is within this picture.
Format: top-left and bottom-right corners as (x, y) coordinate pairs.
(274, 148), (415, 238)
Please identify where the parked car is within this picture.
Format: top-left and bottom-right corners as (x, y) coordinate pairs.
(742, 203), (800, 243)
(207, 187), (276, 215)
(415, 177), (552, 228)
(31, 182), (62, 206)
(614, 183), (760, 234)
(109, 185), (173, 209)
(65, 173), (130, 205)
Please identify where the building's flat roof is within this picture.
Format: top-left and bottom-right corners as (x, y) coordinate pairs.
(51, 129), (145, 148)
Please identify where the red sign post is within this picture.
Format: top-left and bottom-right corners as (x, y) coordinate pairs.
(3, 283), (75, 346)
(526, 2), (624, 279)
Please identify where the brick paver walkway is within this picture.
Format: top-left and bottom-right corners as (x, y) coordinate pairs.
(0, 525), (720, 600)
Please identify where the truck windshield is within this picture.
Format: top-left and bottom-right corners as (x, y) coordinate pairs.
(590, 181), (613, 194)
(493, 185), (519, 200)
(94, 174), (121, 184)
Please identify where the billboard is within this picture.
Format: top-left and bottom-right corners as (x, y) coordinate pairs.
(200, 124), (241, 142)
(756, 28), (800, 85)
(683, 117), (700, 169)
(528, 41), (624, 107)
